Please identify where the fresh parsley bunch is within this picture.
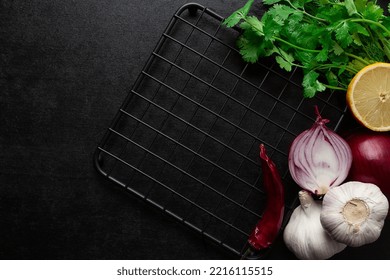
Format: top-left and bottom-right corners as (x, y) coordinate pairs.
(224, 0), (390, 97)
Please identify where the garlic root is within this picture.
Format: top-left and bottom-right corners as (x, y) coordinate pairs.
(320, 181), (389, 247)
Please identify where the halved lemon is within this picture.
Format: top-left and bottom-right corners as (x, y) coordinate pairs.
(346, 62), (390, 132)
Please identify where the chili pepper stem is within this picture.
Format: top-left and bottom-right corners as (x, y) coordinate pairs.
(240, 244), (270, 260)
(240, 247), (252, 260)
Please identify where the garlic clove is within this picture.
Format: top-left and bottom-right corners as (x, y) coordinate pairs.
(283, 190), (347, 259)
(320, 181), (389, 247)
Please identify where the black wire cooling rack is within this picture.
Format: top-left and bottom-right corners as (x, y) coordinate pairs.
(94, 3), (347, 258)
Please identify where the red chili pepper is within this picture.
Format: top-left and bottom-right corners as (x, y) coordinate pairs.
(243, 144), (285, 257)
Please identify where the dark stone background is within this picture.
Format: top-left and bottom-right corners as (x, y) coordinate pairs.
(1, 0), (389, 259)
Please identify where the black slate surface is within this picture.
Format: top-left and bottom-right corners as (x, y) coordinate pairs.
(1, 0), (389, 260)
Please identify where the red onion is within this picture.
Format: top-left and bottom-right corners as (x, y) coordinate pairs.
(343, 128), (390, 202)
(288, 107), (352, 196)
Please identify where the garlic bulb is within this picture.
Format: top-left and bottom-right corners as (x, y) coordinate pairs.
(283, 190), (347, 259)
(320, 181), (389, 247)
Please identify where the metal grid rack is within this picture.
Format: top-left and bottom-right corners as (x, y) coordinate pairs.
(94, 3), (347, 258)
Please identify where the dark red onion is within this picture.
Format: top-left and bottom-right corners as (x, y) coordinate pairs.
(343, 128), (390, 202)
(288, 107), (352, 196)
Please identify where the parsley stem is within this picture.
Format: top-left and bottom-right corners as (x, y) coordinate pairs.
(345, 53), (370, 66)
(274, 37), (320, 53)
(383, 42), (390, 61)
(313, 64), (358, 74)
(366, 27), (385, 60)
(349, 19), (390, 37)
(377, 34), (390, 61)
(323, 84), (347, 92)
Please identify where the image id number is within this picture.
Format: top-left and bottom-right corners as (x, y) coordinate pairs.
(209, 266), (273, 276)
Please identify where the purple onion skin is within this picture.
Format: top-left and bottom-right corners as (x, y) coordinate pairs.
(288, 108), (352, 196)
(344, 128), (390, 204)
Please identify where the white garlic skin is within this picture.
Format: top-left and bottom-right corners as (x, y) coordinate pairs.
(320, 181), (389, 247)
(283, 190), (347, 260)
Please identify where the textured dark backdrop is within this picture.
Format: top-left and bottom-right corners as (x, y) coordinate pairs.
(1, 0), (389, 259)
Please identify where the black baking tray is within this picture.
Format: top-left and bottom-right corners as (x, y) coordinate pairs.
(94, 2), (347, 258)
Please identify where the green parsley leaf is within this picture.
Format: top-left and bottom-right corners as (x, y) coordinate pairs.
(338, 65), (347, 76)
(315, 48), (328, 62)
(316, 4), (347, 22)
(295, 50), (317, 68)
(237, 24), (273, 63)
(303, 70), (326, 98)
(344, 0), (358, 16)
(364, 43), (386, 61)
(300, 24), (324, 49)
(261, 13), (283, 41)
(332, 42), (344, 56)
(291, 0), (313, 9)
(318, 30), (334, 50)
(267, 4), (296, 25)
(335, 22), (353, 47)
(362, 2), (384, 21)
(275, 56), (293, 71)
(383, 17), (390, 31)
(237, 36), (260, 63)
(274, 48), (295, 71)
(223, 12), (242, 28)
(237, 28), (262, 63)
(347, 22), (370, 46)
(348, 59), (369, 73)
(239, 15), (265, 38)
(263, 0), (283, 5)
(327, 50), (349, 65)
(283, 13), (304, 42)
(224, 0), (389, 97)
(325, 70), (339, 87)
(223, 0), (254, 28)
(351, 22), (370, 37)
(355, 0), (368, 14)
(351, 33), (362, 46)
